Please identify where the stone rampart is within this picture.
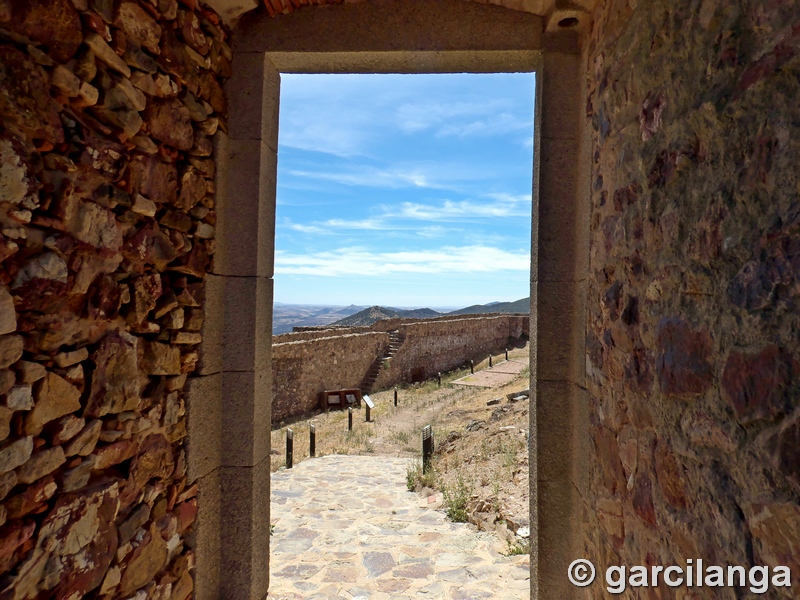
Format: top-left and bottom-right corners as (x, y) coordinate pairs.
(0, 1), (228, 597)
(271, 332), (388, 423)
(271, 314), (528, 424)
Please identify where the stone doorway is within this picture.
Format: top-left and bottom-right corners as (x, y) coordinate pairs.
(187, 1), (590, 598)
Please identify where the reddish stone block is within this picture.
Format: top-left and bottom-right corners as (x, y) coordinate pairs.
(592, 425), (625, 495)
(127, 155), (178, 206)
(655, 318), (713, 397)
(654, 443), (687, 510)
(0, 519), (36, 567)
(0, 0), (82, 62)
(632, 474), (657, 528)
(0, 47), (64, 145)
(175, 498), (197, 533)
(144, 99), (194, 151)
(722, 345), (792, 424)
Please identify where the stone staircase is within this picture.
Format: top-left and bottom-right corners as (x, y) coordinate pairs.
(360, 329), (404, 394)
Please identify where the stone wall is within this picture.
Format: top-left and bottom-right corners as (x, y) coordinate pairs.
(373, 314), (528, 389)
(271, 331), (388, 423)
(0, 0), (227, 597)
(584, 0), (800, 591)
(272, 314), (528, 424)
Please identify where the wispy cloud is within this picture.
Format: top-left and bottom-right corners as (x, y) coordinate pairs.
(275, 245), (529, 276)
(396, 100), (532, 138)
(285, 166), (457, 191)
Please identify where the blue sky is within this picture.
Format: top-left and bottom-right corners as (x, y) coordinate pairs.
(274, 73), (535, 308)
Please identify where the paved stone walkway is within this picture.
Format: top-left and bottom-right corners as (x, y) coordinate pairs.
(267, 455), (530, 599)
(451, 359), (527, 389)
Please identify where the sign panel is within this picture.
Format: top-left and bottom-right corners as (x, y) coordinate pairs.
(363, 395), (375, 409)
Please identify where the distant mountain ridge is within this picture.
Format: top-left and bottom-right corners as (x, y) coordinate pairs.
(331, 306), (442, 327)
(330, 297), (530, 327)
(448, 297), (529, 316)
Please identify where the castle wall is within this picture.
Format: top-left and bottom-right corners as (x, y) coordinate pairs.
(0, 0), (227, 596)
(583, 0), (800, 590)
(271, 314), (528, 424)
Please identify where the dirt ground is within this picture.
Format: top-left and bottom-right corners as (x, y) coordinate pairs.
(269, 343), (531, 544)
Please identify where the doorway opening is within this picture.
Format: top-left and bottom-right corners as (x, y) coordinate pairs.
(268, 72), (535, 596)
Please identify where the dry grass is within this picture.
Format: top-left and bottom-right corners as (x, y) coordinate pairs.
(270, 344), (531, 527)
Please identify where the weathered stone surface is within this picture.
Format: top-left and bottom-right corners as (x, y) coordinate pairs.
(0, 47), (64, 145)
(127, 154), (178, 205)
(14, 361), (46, 384)
(123, 222), (179, 270)
(84, 32), (131, 77)
(0, 370), (13, 397)
(64, 419), (102, 457)
(0, 285), (16, 335)
(16, 446), (66, 484)
(749, 503), (800, 580)
(176, 167), (205, 211)
(92, 439), (137, 470)
(49, 415), (85, 445)
(118, 526), (167, 596)
(139, 341), (181, 375)
(722, 346), (793, 425)
(85, 330), (140, 417)
(51, 64), (80, 97)
(53, 347), (89, 368)
(24, 372), (82, 436)
(0, 0), (82, 62)
(119, 502), (151, 543)
(12, 253), (68, 290)
(0, 334), (23, 369)
(655, 317), (713, 397)
(0, 470), (16, 501)
(5, 385), (33, 411)
(144, 99), (194, 150)
(631, 474), (657, 528)
(91, 84), (144, 140)
(0, 436), (33, 474)
(60, 455), (95, 491)
(0, 136), (39, 211)
(5, 475), (57, 519)
(114, 2), (162, 54)
(654, 442), (687, 510)
(0, 406), (11, 441)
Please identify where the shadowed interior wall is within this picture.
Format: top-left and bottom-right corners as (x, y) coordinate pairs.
(0, 0), (228, 597)
(582, 0), (800, 593)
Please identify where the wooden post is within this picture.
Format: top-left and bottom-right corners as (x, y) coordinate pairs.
(489, 354), (493, 368)
(348, 407), (353, 431)
(437, 372), (441, 387)
(286, 428), (293, 469)
(309, 423), (316, 457)
(394, 387), (398, 407)
(505, 348), (509, 360)
(470, 360), (474, 374)
(422, 425), (433, 475)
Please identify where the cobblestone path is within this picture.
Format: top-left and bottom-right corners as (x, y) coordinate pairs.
(267, 455), (530, 599)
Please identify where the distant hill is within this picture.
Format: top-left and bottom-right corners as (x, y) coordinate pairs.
(330, 298), (529, 328)
(273, 303), (368, 334)
(448, 297), (530, 316)
(332, 305), (442, 327)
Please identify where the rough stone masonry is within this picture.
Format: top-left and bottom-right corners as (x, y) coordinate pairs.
(0, 0), (229, 597)
(584, 0), (800, 595)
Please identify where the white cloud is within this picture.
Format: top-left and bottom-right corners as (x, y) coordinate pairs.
(287, 223), (326, 234)
(396, 100), (532, 139)
(275, 245), (530, 276)
(387, 197), (530, 221)
(286, 166), (452, 190)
